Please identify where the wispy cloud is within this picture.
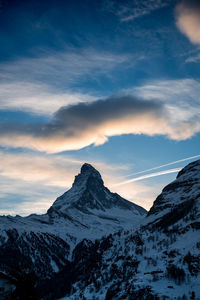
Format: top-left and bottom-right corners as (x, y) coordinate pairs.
(0, 176), (62, 216)
(0, 48), (130, 87)
(175, 0), (200, 45)
(0, 81), (95, 116)
(0, 151), (103, 216)
(0, 48), (135, 116)
(113, 180), (156, 211)
(0, 150), (128, 188)
(105, 0), (170, 22)
(129, 78), (200, 125)
(0, 151), (80, 188)
(131, 78), (200, 103)
(185, 52), (200, 63)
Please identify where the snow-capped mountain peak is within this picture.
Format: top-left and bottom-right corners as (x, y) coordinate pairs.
(80, 162), (102, 178)
(72, 163), (103, 189)
(48, 163), (146, 215)
(0, 160), (200, 299)
(0, 163), (146, 293)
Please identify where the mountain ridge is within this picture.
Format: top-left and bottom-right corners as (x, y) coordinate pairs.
(48, 163), (146, 215)
(59, 159), (200, 300)
(0, 160), (200, 299)
(0, 163), (146, 298)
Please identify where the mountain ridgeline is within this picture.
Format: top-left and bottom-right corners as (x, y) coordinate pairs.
(48, 163), (146, 216)
(0, 161), (200, 299)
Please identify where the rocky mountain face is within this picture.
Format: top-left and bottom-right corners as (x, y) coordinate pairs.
(148, 159), (200, 226)
(0, 163), (146, 299)
(59, 160), (199, 300)
(47, 163), (146, 238)
(0, 160), (200, 299)
(49, 163), (145, 213)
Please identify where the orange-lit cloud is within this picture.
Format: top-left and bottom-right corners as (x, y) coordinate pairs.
(175, 0), (200, 45)
(0, 151), (79, 187)
(0, 95), (199, 153)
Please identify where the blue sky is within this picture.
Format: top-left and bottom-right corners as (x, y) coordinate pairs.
(0, 0), (200, 215)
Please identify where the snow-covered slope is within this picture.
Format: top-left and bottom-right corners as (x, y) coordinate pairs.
(1, 160), (200, 299)
(146, 159), (200, 231)
(0, 163), (146, 298)
(47, 163), (146, 239)
(59, 160), (200, 300)
(0, 164), (147, 244)
(0, 163), (146, 244)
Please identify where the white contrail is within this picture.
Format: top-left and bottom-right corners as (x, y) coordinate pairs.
(125, 154), (200, 178)
(114, 167), (181, 186)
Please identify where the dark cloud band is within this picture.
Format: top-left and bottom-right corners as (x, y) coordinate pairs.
(0, 95), (199, 152)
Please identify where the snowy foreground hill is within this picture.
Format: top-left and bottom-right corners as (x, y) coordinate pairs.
(0, 161), (200, 299)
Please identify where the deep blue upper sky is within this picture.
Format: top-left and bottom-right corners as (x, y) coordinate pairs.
(0, 0), (200, 215)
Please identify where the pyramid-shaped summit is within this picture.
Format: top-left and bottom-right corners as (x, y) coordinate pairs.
(46, 163), (147, 240)
(72, 163), (104, 190)
(49, 163), (147, 216)
(80, 163), (101, 175)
